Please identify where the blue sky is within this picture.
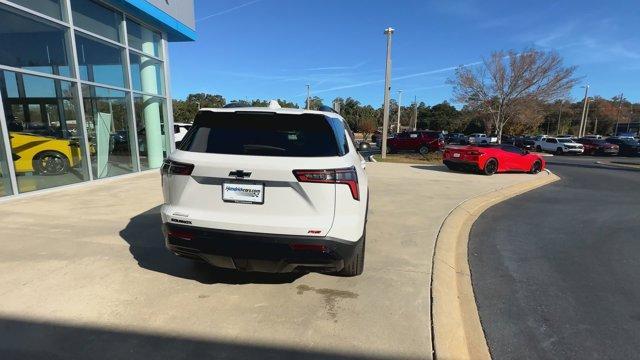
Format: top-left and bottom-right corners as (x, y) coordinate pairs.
(169, 0), (640, 107)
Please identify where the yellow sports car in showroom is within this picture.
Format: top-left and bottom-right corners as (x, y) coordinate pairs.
(10, 132), (83, 176)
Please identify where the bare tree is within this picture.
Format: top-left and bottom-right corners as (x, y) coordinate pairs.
(449, 49), (578, 142)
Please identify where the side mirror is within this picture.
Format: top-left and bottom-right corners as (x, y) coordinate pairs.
(358, 141), (370, 152)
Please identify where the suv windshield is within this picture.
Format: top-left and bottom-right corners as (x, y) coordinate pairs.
(180, 112), (341, 157)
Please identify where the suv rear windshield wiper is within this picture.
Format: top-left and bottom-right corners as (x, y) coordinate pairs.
(243, 144), (286, 154)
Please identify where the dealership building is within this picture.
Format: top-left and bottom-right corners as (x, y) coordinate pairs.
(0, 0), (195, 198)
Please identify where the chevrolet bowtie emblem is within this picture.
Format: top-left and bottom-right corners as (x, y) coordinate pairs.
(229, 170), (252, 178)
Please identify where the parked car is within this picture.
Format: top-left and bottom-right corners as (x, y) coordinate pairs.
(445, 132), (467, 144)
(468, 133), (498, 144)
(583, 134), (604, 140)
(534, 136), (584, 155)
(501, 134), (516, 144)
(605, 137), (640, 156)
(575, 138), (619, 156)
(514, 135), (536, 150)
(443, 144), (545, 176)
(371, 130), (385, 144)
(9, 132), (83, 175)
(387, 130), (444, 154)
(161, 106), (369, 276)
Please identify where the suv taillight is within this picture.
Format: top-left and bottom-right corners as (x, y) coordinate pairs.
(293, 167), (359, 200)
(161, 160), (194, 176)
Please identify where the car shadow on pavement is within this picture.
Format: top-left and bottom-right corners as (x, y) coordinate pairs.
(0, 317), (401, 360)
(410, 165), (477, 175)
(119, 206), (305, 285)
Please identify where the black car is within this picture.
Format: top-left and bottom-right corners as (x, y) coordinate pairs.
(606, 137), (640, 156)
(445, 133), (468, 144)
(514, 136), (535, 150)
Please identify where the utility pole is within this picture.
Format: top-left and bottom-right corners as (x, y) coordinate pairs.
(381, 27), (394, 159)
(594, 115), (598, 134)
(583, 98), (592, 136)
(615, 92), (623, 135)
(556, 100), (563, 135)
(413, 96), (418, 131)
(306, 84), (311, 110)
(396, 90), (403, 133)
(578, 85), (589, 137)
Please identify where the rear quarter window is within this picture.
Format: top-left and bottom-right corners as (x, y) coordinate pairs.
(179, 112), (341, 157)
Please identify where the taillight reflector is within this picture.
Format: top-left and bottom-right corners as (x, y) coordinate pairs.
(168, 229), (194, 240)
(161, 160), (194, 176)
(289, 243), (327, 252)
(292, 167), (360, 200)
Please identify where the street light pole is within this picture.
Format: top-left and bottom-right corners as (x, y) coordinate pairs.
(578, 85), (589, 137)
(396, 90), (403, 133)
(615, 92), (623, 135)
(381, 27), (394, 159)
(556, 100), (563, 135)
(583, 98), (592, 136)
(413, 95), (418, 131)
(306, 84), (311, 110)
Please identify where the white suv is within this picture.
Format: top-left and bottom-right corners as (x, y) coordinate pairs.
(160, 106), (369, 276)
(535, 136), (584, 154)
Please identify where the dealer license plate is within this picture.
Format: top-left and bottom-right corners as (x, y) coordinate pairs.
(222, 183), (264, 204)
(453, 153), (461, 158)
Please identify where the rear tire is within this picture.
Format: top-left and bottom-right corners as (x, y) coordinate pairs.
(33, 151), (69, 176)
(482, 158), (498, 176)
(418, 146), (429, 155)
(529, 160), (542, 174)
(556, 147), (564, 155)
(339, 233), (365, 276)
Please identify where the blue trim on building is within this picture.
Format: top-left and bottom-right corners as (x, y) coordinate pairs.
(105, 0), (196, 42)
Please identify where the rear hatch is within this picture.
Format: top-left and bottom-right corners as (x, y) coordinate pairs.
(162, 111), (349, 237)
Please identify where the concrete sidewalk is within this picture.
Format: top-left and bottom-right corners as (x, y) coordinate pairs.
(0, 164), (542, 359)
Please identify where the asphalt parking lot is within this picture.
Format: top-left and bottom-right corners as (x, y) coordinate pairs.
(0, 163), (542, 360)
(470, 155), (640, 359)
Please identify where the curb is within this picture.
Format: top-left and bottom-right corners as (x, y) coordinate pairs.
(430, 171), (560, 360)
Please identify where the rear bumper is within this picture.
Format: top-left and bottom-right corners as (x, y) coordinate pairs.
(163, 223), (360, 273)
(443, 159), (480, 172)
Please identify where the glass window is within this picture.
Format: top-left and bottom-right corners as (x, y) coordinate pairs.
(0, 129), (12, 197)
(129, 52), (164, 95)
(133, 94), (167, 170)
(127, 19), (161, 57)
(9, 0), (62, 20)
(70, 0), (121, 42)
(76, 34), (125, 88)
(82, 85), (135, 178)
(0, 70), (90, 193)
(0, 6), (71, 76)
(181, 112), (340, 157)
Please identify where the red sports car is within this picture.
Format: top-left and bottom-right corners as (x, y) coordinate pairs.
(443, 144), (545, 175)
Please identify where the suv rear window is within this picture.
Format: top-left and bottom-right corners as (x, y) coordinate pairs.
(179, 111), (341, 157)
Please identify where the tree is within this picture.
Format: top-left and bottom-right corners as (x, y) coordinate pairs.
(450, 49), (578, 142)
(306, 96), (323, 110)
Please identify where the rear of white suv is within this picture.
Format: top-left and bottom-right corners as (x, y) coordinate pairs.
(160, 108), (368, 276)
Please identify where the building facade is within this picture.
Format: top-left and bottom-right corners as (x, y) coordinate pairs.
(0, 0), (195, 198)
